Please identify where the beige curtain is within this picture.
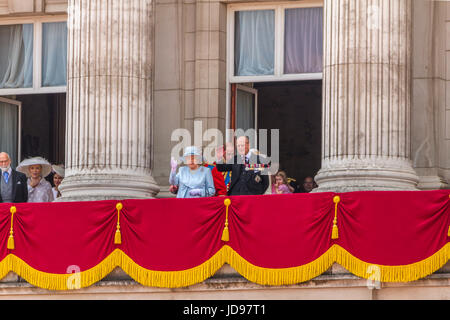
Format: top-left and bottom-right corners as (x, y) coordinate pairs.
(0, 101), (18, 167)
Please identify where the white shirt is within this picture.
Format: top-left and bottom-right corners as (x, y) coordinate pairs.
(238, 151), (252, 163)
(52, 187), (59, 199)
(1, 167), (12, 182)
(1, 167), (12, 175)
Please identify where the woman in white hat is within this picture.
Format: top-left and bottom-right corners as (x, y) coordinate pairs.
(169, 146), (215, 198)
(17, 157), (54, 203)
(52, 164), (65, 199)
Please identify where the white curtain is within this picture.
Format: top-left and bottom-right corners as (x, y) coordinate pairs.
(235, 10), (275, 76)
(0, 24), (34, 89)
(236, 89), (254, 131)
(42, 22), (68, 87)
(284, 7), (323, 74)
(0, 101), (18, 167)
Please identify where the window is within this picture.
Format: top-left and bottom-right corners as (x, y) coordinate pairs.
(0, 97), (21, 167)
(284, 7), (323, 74)
(234, 10), (275, 76)
(228, 1), (323, 83)
(42, 22), (68, 87)
(0, 17), (67, 95)
(0, 24), (33, 89)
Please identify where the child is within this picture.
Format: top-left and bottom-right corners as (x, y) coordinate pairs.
(271, 171), (292, 194)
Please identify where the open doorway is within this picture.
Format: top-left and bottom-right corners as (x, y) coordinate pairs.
(17, 93), (66, 165)
(0, 93), (66, 168)
(231, 80), (322, 189)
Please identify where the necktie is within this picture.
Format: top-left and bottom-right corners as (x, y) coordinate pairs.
(3, 171), (9, 184)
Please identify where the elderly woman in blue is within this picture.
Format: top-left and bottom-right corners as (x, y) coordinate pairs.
(169, 146), (215, 198)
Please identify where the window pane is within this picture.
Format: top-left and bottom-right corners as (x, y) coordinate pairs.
(284, 7), (323, 74)
(42, 22), (68, 87)
(0, 101), (18, 167)
(0, 24), (33, 89)
(235, 10), (275, 76)
(236, 89), (255, 131)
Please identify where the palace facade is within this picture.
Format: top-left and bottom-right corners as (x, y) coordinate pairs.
(0, 0), (449, 299)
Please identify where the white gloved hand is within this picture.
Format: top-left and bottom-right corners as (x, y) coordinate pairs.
(170, 157), (178, 172)
(189, 189), (203, 197)
(215, 146), (225, 162)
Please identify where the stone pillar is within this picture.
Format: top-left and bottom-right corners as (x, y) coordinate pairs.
(315, 0), (419, 192)
(411, 0), (448, 190)
(59, 0), (159, 201)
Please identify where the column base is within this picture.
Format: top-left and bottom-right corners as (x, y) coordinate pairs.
(314, 157), (420, 193)
(416, 175), (449, 190)
(56, 170), (160, 202)
(156, 185), (178, 198)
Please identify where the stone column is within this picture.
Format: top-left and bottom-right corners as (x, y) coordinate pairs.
(315, 0), (419, 192)
(59, 0), (159, 201)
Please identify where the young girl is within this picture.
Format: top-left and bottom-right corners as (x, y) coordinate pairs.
(169, 146), (215, 198)
(271, 170), (292, 194)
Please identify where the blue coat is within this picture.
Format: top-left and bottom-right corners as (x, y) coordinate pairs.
(169, 166), (215, 198)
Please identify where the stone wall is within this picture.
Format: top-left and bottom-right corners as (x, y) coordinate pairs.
(0, 0), (66, 15)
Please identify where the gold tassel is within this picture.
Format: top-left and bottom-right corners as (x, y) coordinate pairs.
(115, 203), (123, 245)
(332, 224), (339, 240)
(331, 196), (340, 240)
(7, 206), (16, 250)
(115, 229), (122, 245)
(7, 235), (14, 250)
(221, 199), (231, 242)
(221, 226), (229, 242)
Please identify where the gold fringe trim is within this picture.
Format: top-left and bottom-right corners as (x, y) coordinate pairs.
(334, 243), (450, 283)
(0, 248), (228, 290)
(120, 248), (227, 288)
(224, 245), (335, 285)
(0, 244), (448, 290)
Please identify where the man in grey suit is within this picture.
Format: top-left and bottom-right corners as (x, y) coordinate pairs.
(0, 152), (28, 203)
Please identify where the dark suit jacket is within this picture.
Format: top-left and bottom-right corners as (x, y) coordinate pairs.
(0, 169), (28, 203)
(216, 154), (269, 196)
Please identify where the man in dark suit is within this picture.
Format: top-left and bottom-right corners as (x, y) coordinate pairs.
(0, 152), (28, 203)
(216, 136), (269, 196)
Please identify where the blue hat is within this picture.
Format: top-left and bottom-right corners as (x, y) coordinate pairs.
(181, 146), (203, 163)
